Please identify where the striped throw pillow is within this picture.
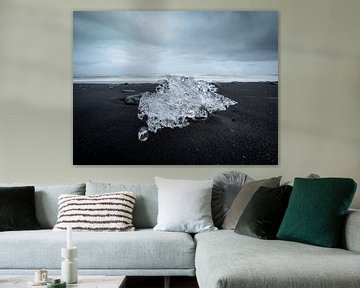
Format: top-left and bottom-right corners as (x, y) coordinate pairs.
(53, 192), (135, 231)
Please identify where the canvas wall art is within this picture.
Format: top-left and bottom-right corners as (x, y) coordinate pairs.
(73, 11), (278, 165)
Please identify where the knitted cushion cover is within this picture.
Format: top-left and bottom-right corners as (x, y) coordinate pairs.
(53, 192), (135, 231)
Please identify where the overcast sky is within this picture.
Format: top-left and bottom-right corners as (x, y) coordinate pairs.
(73, 11), (278, 80)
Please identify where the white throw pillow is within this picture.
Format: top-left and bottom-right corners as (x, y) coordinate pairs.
(153, 177), (217, 233)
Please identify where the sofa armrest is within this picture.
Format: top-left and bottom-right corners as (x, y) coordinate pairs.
(342, 209), (360, 253)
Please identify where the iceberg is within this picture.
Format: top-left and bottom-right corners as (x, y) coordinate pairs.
(137, 76), (237, 141)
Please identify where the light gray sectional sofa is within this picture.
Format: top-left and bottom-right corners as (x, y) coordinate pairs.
(1, 181), (360, 288)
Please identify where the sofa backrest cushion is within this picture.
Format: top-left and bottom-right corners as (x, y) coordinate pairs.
(0, 183), (86, 229)
(342, 209), (360, 253)
(86, 181), (158, 229)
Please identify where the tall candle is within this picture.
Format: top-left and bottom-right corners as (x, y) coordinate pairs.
(67, 225), (72, 249)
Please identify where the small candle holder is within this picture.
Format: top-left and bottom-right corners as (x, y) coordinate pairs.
(61, 247), (78, 284)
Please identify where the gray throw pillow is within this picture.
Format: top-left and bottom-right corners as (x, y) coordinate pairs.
(222, 176), (281, 230)
(0, 183), (85, 228)
(153, 177), (217, 233)
(212, 171), (252, 228)
(283, 173), (320, 186)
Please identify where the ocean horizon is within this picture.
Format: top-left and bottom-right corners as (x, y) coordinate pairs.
(73, 74), (278, 84)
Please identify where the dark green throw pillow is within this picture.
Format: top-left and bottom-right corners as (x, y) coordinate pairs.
(234, 185), (293, 239)
(0, 186), (41, 231)
(276, 178), (357, 247)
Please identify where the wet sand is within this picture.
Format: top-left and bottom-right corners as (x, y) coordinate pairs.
(73, 82), (278, 165)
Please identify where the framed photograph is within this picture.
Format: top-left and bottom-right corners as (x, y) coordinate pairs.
(73, 11), (278, 165)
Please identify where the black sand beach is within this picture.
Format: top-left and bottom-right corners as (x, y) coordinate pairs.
(73, 82), (278, 165)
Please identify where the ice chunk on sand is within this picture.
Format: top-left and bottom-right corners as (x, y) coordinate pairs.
(138, 126), (149, 142)
(137, 76), (237, 141)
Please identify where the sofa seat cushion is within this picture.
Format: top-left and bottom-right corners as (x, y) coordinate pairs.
(0, 229), (195, 270)
(195, 230), (360, 288)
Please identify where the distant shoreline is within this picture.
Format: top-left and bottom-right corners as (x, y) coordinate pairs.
(73, 80), (279, 85)
(73, 75), (278, 84)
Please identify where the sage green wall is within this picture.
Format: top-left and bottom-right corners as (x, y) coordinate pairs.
(0, 0), (359, 207)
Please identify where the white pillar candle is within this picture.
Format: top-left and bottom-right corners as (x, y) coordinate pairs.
(67, 225), (72, 249)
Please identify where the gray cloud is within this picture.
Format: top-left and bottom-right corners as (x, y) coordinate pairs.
(73, 11), (278, 80)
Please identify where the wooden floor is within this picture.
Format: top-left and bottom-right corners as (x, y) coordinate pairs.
(126, 276), (199, 288)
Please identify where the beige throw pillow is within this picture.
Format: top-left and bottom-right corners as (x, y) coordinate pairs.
(222, 176), (281, 230)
